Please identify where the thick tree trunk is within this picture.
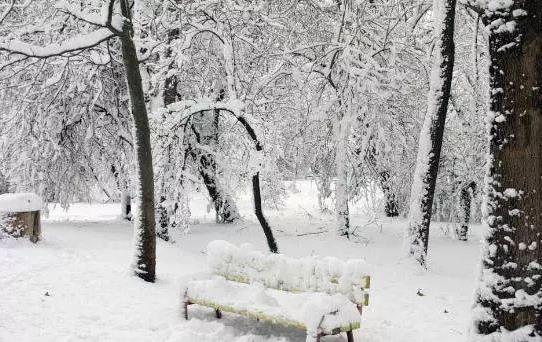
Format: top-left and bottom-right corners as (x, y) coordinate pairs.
(472, 1), (542, 338)
(119, 7), (156, 282)
(406, 0), (456, 267)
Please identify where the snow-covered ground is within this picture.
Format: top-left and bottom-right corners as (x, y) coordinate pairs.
(0, 181), (482, 341)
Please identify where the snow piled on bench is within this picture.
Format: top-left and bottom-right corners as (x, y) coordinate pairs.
(206, 240), (369, 305)
(186, 277), (361, 338)
(0, 193), (43, 212)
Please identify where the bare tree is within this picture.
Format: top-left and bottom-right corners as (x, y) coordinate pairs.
(406, 0), (457, 267)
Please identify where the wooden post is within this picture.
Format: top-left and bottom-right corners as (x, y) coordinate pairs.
(0, 193), (43, 243)
(1, 211), (41, 242)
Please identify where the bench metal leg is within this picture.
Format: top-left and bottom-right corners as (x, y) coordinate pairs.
(182, 289), (190, 320)
(346, 330), (354, 342)
(183, 301), (189, 320)
(183, 301), (190, 321)
(215, 308), (222, 319)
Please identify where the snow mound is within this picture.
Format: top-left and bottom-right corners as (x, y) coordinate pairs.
(207, 240), (370, 305)
(0, 193), (43, 212)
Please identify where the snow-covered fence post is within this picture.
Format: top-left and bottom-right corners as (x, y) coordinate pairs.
(471, 0), (542, 339)
(0, 193), (42, 242)
(406, 0), (456, 267)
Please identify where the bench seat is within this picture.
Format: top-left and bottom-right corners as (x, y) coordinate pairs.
(185, 276), (361, 335)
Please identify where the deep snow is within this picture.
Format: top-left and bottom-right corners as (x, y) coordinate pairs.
(0, 181), (482, 341)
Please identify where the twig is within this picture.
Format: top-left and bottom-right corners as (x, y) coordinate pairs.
(296, 230), (327, 237)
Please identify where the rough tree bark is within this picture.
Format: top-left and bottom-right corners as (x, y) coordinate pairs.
(406, 0), (456, 267)
(472, 1), (542, 338)
(119, 0), (156, 282)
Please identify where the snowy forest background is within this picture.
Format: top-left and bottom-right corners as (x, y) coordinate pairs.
(0, 0), (541, 341)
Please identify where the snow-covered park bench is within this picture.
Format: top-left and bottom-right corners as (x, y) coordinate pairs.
(183, 240), (370, 342)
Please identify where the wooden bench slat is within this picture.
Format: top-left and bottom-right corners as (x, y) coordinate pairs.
(207, 240), (371, 306)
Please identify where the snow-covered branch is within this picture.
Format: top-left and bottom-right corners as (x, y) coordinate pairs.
(55, 0), (125, 32)
(0, 28), (115, 59)
(0, 0), (15, 25)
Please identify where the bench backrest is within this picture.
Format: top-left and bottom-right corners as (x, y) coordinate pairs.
(206, 240), (370, 306)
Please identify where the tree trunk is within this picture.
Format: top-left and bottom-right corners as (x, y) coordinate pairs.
(236, 116), (278, 253)
(0, 171), (9, 194)
(472, 1), (542, 338)
(198, 153), (240, 223)
(252, 172), (278, 253)
(156, 28), (181, 241)
(193, 97), (240, 223)
(119, 5), (156, 282)
(406, 0), (456, 267)
(121, 190), (132, 221)
(335, 168), (350, 237)
(156, 195), (170, 241)
(364, 142), (399, 218)
(335, 120), (351, 237)
(379, 171), (399, 217)
(457, 181), (475, 241)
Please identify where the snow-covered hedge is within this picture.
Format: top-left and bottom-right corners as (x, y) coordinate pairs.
(206, 240), (370, 305)
(0, 193), (43, 212)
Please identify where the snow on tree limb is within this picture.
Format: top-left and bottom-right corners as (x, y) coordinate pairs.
(0, 0), (15, 25)
(0, 28), (115, 59)
(55, 0), (124, 32)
